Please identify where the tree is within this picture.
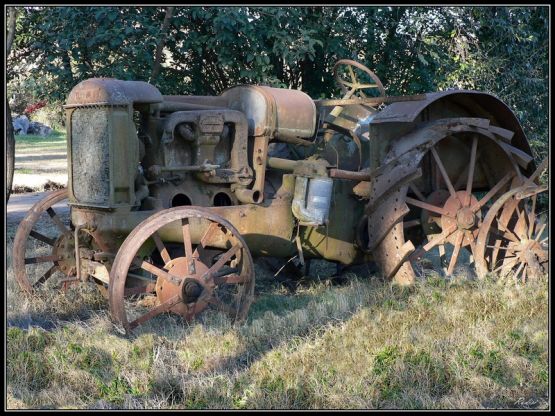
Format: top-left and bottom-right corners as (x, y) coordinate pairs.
(7, 6), (548, 162)
(6, 6), (17, 201)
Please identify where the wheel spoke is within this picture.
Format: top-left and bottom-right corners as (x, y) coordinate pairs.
(493, 257), (518, 274)
(465, 136), (479, 206)
(406, 197), (450, 217)
(496, 226), (521, 244)
(403, 219), (421, 229)
(520, 265), (528, 284)
(471, 171), (514, 213)
(46, 207), (70, 235)
(29, 230), (56, 246)
(514, 208), (529, 240)
(527, 195), (537, 239)
(181, 218), (194, 259)
(25, 254), (59, 264)
(200, 244), (241, 282)
(212, 266), (239, 278)
(468, 238), (477, 266)
(357, 83), (378, 89)
(127, 272), (157, 282)
(214, 273), (248, 285)
(424, 224), (457, 251)
(512, 262), (525, 283)
(446, 231), (464, 275)
(140, 261), (182, 285)
(454, 149), (483, 190)
(438, 244), (447, 273)
(431, 146), (457, 200)
(534, 223), (546, 241)
(33, 264), (58, 288)
(348, 65), (357, 84)
(129, 294), (181, 330)
(342, 88), (357, 100)
(486, 244), (518, 252)
(410, 223), (457, 261)
(409, 184), (426, 202)
(151, 232), (171, 265)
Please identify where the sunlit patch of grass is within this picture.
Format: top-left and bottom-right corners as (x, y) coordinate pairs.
(15, 130), (66, 149)
(6, 215), (548, 409)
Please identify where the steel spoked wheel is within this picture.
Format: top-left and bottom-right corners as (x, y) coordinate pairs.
(333, 59), (385, 99)
(475, 159), (548, 282)
(109, 207), (255, 333)
(365, 118), (536, 285)
(404, 135), (521, 277)
(13, 188), (79, 293)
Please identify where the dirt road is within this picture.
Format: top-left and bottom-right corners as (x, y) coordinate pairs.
(6, 191), (69, 227)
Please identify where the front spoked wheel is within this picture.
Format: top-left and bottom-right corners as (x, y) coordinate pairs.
(13, 189), (80, 293)
(109, 206), (255, 333)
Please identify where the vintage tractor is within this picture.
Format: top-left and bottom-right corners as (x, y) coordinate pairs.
(13, 60), (548, 333)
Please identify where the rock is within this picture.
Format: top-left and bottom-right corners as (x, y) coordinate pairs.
(27, 121), (53, 137)
(12, 114), (29, 135)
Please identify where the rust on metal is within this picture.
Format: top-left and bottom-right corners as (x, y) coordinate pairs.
(314, 94), (427, 107)
(12, 59), (547, 333)
(329, 168), (373, 181)
(65, 78), (163, 107)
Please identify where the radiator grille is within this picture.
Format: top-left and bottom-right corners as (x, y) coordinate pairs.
(71, 108), (110, 205)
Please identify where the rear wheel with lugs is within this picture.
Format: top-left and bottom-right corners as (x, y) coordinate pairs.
(365, 118), (531, 283)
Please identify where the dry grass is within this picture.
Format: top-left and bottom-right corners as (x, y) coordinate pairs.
(6, 232), (549, 409)
(5, 185), (549, 409)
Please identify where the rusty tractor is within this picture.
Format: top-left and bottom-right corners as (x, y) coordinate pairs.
(13, 59), (548, 333)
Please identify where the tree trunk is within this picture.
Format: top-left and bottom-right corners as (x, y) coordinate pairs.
(150, 6), (175, 84)
(7, 100), (15, 201)
(6, 7), (17, 201)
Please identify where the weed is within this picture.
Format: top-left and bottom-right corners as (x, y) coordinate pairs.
(373, 346), (399, 376)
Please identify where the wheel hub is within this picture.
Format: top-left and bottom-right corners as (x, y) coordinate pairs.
(155, 256), (212, 320)
(441, 191), (482, 246)
(182, 279), (203, 303)
(456, 207), (476, 229)
(52, 233), (76, 275)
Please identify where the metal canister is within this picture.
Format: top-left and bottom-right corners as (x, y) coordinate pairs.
(292, 176), (333, 226)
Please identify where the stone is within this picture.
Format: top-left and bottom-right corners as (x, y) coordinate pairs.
(27, 121), (53, 137)
(12, 114), (29, 135)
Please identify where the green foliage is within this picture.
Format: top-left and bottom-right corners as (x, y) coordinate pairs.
(8, 6), (548, 158)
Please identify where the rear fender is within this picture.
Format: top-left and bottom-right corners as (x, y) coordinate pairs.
(371, 91), (535, 176)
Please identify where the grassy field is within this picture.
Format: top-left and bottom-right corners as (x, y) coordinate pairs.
(6, 230), (549, 410)
(13, 130), (68, 193)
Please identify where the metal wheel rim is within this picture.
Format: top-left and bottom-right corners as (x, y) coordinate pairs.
(109, 206), (255, 333)
(13, 188), (74, 293)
